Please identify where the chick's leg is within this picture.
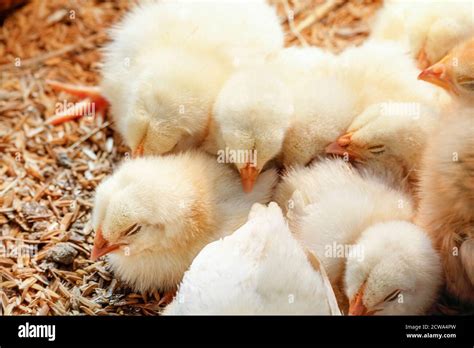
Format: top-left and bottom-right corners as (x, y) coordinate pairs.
(45, 80), (109, 125)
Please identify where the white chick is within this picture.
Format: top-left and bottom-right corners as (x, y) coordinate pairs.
(419, 36), (474, 104)
(90, 151), (277, 292)
(274, 159), (442, 315)
(323, 42), (443, 193)
(164, 203), (336, 315)
(48, 0), (284, 156)
(282, 43), (446, 175)
(345, 221), (442, 315)
(203, 46), (357, 191)
(203, 64), (294, 192)
(370, 0), (474, 69)
(329, 41), (445, 109)
(208, 42), (437, 188)
(415, 106), (474, 304)
(325, 102), (438, 193)
(270, 47), (359, 168)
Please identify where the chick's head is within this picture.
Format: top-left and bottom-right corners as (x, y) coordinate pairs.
(326, 102), (436, 179)
(124, 49), (229, 156)
(419, 36), (474, 99)
(345, 221), (442, 315)
(91, 157), (208, 261)
(213, 68), (293, 192)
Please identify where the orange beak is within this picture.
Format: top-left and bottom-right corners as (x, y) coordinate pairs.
(416, 47), (430, 70)
(348, 283), (377, 316)
(240, 163), (259, 193)
(325, 132), (360, 160)
(418, 63), (458, 95)
(90, 227), (122, 261)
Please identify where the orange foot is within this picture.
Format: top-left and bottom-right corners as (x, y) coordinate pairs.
(45, 80), (109, 125)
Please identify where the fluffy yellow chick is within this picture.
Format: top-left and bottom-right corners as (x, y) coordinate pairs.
(204, 46), (357, 191)
(335, 41), (443, 103)
(419, 36), (474, 103)
(345, 221), (442, 315)
(371, 0), (474, 69)
(164, 203), (337, 315)
(90, 151), (277, 292)
(325, 102), (438, 193)
(274, 159), (442, 315)
(323, 42), (442, 192)
(47, 0), (283, 157)
(416, 107), (474, 304)
(286, 42), (446, 179)
(417, 36), (474, 303)
(203, 64), (294, 192)
(271, 47), (359, 168)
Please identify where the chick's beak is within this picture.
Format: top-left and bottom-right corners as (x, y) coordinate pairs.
(418, 63), (457, 95)
(240, 163), (258, 193)
(325, 132), (360, 160)
(91, 227), (122, 261)
(349, 283), (377, 316)
(416, 47), (430, 70)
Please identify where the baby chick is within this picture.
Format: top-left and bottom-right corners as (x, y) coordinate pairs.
(324, 42), (442, 192)
(274, 159), (442, 315)
(47, 0), (284, 157)
(417, 36), (474, 303)
(271, 47), (359, 168)
(345, 221), (442, 315)
(415, 106), (474, 304)
(164, 203), (337, 315)
(419, 36), (474, 103)
(90, 151), (277, 292)
(204, 46), (357, 191)
(285, 42), (445, 179)
(331, 41), (443, 108)
(204, 64), (294, 192)
(325, 102), (438, 193)
(371, 0), (474, 69)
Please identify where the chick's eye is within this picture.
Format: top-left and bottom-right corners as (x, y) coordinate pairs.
(383, 289), (401, 302)
(458, 80), (474, 92)
(368, 144), (385, 155)
(123, 223), (142, 237)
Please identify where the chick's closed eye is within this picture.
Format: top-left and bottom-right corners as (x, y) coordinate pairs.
(123, 223), (142, 237)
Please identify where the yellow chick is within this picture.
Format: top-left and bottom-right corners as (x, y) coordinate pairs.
(274, 159), (442, 315)
(323, 42), (442, 193)
(204, 46), (357, 191)
(90, 151), (277, 292)
(325, 102), (439, 193)
(416, 107), (474, 304)
(46, 0), (283, 157)
(271, 47), (359, 168)
(419, 36), (474, 104)
(203, 64), (294, 192)
(371, 0), (474, 69)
